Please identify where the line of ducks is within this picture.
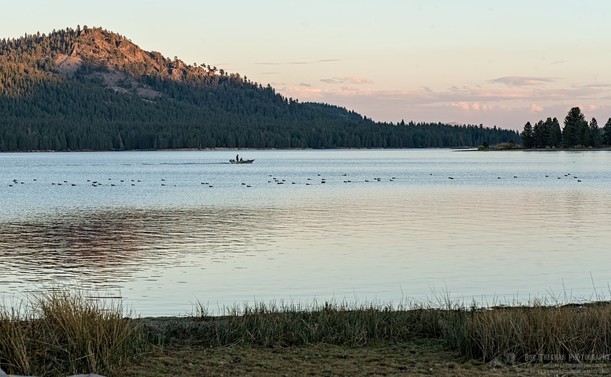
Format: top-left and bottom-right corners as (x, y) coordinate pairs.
(446, 174), (582, 182)
(6, 173), (585, 188)
(6, 175), (396, 188)
(8, 177), (145, 188)
(265, 174), (395, 186)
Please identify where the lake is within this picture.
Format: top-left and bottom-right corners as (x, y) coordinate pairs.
(1, 149), (610, 315)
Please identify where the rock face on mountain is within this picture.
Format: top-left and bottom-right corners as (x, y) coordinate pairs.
(7, 27), (229, 100)
(0, 26), (253, 98)
(0, 26), (519, 151)
(52, 27), (215, 95)
(12, 27), (198, 76)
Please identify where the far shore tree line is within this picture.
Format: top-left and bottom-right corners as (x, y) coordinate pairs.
(521, 107), (611, 149)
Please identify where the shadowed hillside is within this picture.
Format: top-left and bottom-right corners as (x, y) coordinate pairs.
(0, 26), (519, 151)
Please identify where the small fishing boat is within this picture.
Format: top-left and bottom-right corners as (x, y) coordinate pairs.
(229, 159), (255, 164)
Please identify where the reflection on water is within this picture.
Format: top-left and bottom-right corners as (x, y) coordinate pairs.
(0, 207), (280, 290)
(1, 150), (611, 315)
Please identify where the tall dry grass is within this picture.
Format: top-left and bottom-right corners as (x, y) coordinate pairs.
(2, 290), (609, 374)
(444, 301), (611, 363)
(157, 300), (455, 347)
(149, 303), (435, 346)
(184, 297), (611, 363)
(0, 290), (146, 377)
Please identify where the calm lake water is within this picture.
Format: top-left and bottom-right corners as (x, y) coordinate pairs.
(1, 149), (611, 315)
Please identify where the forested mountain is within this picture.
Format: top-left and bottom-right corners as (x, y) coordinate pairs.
(0, 26), (520, 151)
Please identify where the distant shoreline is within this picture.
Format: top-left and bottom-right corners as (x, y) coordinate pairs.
(1, 146), (610, 154)
(475, 146), (611, 152)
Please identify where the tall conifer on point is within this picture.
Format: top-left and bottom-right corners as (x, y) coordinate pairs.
(521, 122), (534, 148)
(562, 107), (586, 148)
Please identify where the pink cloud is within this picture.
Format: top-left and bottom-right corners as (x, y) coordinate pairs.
(279, 84), (611, 111)
(320, 76), (374, 85)
(452, 102), (490, 112)
(453, 102), (470, 111)
(490, 76), (555, 86)
(281, 85), (376, 100)
(275, 79), (611, 131)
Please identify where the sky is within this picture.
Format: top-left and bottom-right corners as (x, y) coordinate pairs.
(3, 0), (611, 130)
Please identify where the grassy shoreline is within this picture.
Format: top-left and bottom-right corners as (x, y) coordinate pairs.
(1, 292), (610, 376)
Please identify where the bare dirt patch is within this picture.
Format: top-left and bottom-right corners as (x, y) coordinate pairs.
(122, 340), (610, 377)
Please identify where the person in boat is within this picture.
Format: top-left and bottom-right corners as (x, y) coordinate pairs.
(236, 154), (239, 162)
(240, 157), (243, 162)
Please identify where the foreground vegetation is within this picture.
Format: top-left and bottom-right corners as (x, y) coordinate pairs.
(1, 292), (610, 376)
(0, 291), (146, 376)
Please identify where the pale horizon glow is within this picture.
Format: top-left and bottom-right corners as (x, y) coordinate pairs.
(4, 0), (611, 130)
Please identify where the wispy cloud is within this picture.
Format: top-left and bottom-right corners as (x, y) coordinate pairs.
(256, 59), (341, 65)
(490, 76), (555, 86)
(580, 83), (611, 89)
(276, 80), (611, 130)
(320, 76), (374, 85)
(280, 83), (611, 108)
(577, 104), (600, 112)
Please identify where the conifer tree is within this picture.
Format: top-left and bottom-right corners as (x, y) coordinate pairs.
(533, 120), (550, 148)
(521, 122), (534, 148)
(562, 107), (586, 148)
(603, 118), (611, 146)
(589, 118), (602, 148)
(547, 117), (562, 148)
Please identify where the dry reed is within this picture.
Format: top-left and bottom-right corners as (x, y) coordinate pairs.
(2, 290), (609, 375)
(0, 290), (146, 377)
